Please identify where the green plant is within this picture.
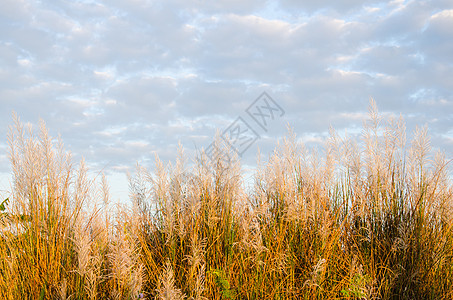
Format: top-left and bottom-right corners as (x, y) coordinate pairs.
(210, 268), (236, 300)
(0, 198), (8, 212)
(341, 272), (371, 299)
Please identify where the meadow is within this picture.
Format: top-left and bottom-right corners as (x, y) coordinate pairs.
(1, 101), (452, 299)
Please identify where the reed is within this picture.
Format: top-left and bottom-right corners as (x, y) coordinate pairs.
(1, 101), (452, 299)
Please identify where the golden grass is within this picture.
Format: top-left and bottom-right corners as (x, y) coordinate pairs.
(1, 101), (452, 299)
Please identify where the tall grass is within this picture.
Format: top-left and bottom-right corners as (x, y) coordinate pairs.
(1, 101), (452, 299)
(0, 114), (144, 299)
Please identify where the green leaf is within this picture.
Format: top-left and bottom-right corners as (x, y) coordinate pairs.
(20, 214), (31, 222)
(210, 268), (236, 300)
(0, 198), (9, 212)
(39, 286), (46, 300)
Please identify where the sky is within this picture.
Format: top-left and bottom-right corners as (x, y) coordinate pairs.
(1, 0), (452, 203)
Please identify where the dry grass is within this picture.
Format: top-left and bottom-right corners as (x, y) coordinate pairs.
(1, 101), (452, 299)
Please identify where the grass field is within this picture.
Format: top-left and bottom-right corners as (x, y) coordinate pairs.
(1, 101), (452, 299)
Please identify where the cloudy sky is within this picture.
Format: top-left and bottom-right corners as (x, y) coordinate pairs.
(1, 0), (452, 202)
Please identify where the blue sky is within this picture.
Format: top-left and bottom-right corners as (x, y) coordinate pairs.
(1, 0), (452, 202)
